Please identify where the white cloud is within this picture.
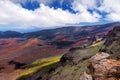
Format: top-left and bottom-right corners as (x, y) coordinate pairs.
(98, 0), (120, 21)
(0, 0), (99, 29)
(1, 0), (120, 30)
(72, 0), (120, 22)
(92, 12), (101, 19)
(72, 0), (97, 12)
(0, 0), (35, 27)
(106, 13), (120, 21)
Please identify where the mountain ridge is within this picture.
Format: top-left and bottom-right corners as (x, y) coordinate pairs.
(0, 22), (119, 38)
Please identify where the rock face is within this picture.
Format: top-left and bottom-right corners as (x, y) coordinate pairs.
(81, 26), (120, 80)
(104, 25), (120, 59)
(88, 52), (120, 80)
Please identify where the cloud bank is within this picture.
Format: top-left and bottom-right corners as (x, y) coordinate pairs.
(0, 0), (120, 29)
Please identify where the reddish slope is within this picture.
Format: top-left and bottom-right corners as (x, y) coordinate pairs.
(0, 38), (69, 73)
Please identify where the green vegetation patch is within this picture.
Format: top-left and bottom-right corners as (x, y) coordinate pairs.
(47, 41), (104, 80)
(17, 56), (61, 80)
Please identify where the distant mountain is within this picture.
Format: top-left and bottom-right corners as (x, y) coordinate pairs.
(23, 22), (120, 39)
(0, 22), (119, 39)
(0, 22), (119, 49)
(0, 31), (23, 38)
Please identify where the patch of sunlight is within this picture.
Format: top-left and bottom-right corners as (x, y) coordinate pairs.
(18, 56), (61, 79)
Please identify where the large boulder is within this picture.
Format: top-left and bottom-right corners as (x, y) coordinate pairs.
(89, 52), (109, 62)
(88, 52), (120, 80)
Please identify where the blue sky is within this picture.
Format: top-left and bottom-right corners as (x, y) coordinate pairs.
(0, 0), (120, 32)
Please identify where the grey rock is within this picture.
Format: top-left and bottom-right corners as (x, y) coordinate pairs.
(80, 72), (92, 80)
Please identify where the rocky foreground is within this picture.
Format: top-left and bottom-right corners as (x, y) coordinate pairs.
(80, 52), (120, 80)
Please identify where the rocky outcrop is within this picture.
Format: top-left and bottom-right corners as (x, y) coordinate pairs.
(88, 52), (120, 80)
(79, 72), (92, 80)
(89, 52), (109, 61)
(80, 26), (120, 80)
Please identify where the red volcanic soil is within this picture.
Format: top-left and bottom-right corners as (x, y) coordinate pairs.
(0, 38), (69, 74)
(54, 49), (69, 54)
(73, 39), (88, 48)
(0, 38), (69, 80)
(0, 38), (20, 50)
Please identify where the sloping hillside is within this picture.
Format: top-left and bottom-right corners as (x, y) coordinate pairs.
(104, 25), (120, 59)
(80, 25), (120, 80)
(0, 31), (23, 38)
(17, 41), (104, 80)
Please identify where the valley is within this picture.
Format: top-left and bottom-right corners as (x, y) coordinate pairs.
(0, 0), (120, 80)
(0, 22), (119, 80)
